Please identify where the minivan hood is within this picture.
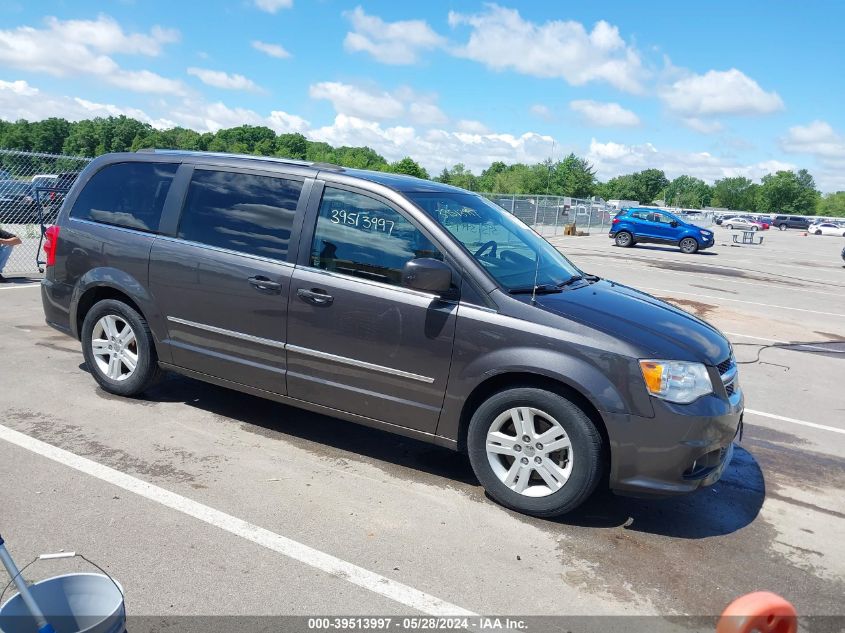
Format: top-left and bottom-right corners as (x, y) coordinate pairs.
(528, 280), (730, 365)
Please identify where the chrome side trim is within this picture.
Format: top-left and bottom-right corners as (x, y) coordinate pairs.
(286, 344), (435, 384)
(167, 316), (286, 349)
(721, 365), (737, 384)
(297, 265), (451, 303)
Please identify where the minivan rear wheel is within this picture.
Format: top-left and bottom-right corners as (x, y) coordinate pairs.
(614, 231), (633, 248)
(81, 299), (161, 397)
(679, 237), (699, 254)
(467, 388), (604, 517)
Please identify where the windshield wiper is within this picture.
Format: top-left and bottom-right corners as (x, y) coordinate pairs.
(557, 275), (583, 287)
(508, 284), (562, 295)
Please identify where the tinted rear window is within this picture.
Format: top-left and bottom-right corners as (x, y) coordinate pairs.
(71, 162), (177, 232)
(177, 169), (302, 261)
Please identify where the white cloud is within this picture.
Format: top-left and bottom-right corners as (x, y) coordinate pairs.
(251, 40), (291, 59)
(780, 120), (845, 161)
(254, 0), (292, 13)
(310, 114), (554, 174)
(780, 121), (845, 191)
(165, 100), (307, 134)
(0, 79), (36, 97)
(448, 6), (645, 92)
(187, 67), (262, 92)
(530, 104), (554, 121)
(309, 81), (405, 120)
(681, 117), (724, 134)
(267, 110), (310, 134)
(587, 138), (795, 184)
(343, 6), (445, 65)
(456, 119), (490, 134)
(570, 100), (640, 127)
(0, 79), (172, 128)
(0, 14), (184, 94)
(661, 68), (783, 117)
(409, 102), (448, 125)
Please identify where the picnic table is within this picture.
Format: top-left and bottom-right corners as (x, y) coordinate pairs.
(732, 230), (764, 245)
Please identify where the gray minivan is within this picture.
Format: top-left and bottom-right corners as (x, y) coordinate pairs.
(41, 150), (743, 517)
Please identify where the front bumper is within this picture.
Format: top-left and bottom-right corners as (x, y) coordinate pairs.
(605, 390), (744, 497)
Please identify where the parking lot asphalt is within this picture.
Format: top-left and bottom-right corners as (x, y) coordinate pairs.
(1, 226), (843, 623)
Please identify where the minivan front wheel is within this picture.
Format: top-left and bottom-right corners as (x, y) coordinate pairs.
(679, 237), (699, 254)
(614, 231), (633, 248)
(779, 224), (787, 231)
(467, 388), (603, 517)
(81, 299), (161, 397)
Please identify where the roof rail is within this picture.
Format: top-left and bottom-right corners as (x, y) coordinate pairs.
(134, 148), (344, 171)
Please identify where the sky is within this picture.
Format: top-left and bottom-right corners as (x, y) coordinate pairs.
(1, 1), (844, 191)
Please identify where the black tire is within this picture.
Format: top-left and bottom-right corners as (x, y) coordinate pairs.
(815, 230), (822, 235)
(614, 231), (633, 248)
(679, 237), (699, 254)
(779, 224), (787, 231)
(467, 388), (604, 517)
(81, 299), (162, 397)
(751, 226), (758, 232)
(725, 224), (733, 230)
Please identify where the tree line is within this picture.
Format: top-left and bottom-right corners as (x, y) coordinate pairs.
(1, 116), (842, 216)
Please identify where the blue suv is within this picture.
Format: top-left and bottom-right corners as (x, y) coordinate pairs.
(609, 208), (714, 254)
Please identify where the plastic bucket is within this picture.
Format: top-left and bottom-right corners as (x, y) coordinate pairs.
(0, 573), (124, 633)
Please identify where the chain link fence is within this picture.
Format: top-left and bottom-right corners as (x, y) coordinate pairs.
(482, 193), (716, 236)
(0, 149), (92, 276)
(481, 193), (616, 237)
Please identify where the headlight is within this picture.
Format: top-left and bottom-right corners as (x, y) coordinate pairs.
(639, 360), (713, 404)
(700, 230), (711, 236)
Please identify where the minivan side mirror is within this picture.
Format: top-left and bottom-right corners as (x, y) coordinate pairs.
(402, 258), (452, 293)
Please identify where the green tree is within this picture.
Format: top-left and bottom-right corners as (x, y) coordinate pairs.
(331, 146), (389, 170)
(633, 169), (669, 204)
(818, 191), (845, 217)
(664, 175), (712, 209)
(31, 118), (71, 154)
(550, 153), (596, 198)
(438, 163), (478, 190)
(598, 173), (640, 201)
(387, 156), (429, 179)
(62, 119), (100, 156)
(757, 169), (820, 215)
(275, 133), (308, 160)
(710, 176), (758, 211)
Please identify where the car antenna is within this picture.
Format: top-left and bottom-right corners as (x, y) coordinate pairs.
(532, 140), (555, 305)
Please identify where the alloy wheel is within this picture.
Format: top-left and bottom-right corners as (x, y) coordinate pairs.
(486, 407), (574, 497)
(91, 314), (138, 381)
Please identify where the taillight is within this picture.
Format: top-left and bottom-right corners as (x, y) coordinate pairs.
(43, 225), (60, 267)
(612, 218), (620, 224)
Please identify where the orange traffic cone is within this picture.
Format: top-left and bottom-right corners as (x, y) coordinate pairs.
(717, 591), (797, 633)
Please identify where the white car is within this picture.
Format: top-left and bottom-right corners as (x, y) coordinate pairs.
(722, 217), (763, 231)
(809, 222), (845, 237)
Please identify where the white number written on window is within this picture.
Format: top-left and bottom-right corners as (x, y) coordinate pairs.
(330, 209), (395, 235)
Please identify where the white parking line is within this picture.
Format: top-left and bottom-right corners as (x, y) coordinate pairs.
(0, 283), (40, 291)
(583, 259), (843, 298)
(722, 331), (837, 353)
(0, 423), (476, 617)
(643, 287), (845, 318)
(744, 409), (845, 436)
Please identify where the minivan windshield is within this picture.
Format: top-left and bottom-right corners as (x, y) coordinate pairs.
(407, 192), (581, 291)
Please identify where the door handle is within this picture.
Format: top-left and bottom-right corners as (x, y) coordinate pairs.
(297, 287), (334, 306)
(248, 275), (282, 294)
